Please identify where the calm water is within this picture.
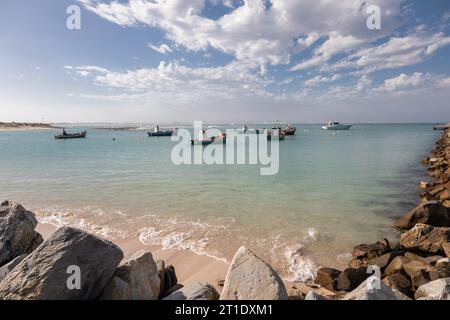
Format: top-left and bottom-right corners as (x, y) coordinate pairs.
(0, 123), (439, 281)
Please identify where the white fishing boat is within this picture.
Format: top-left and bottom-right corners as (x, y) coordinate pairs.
(322, 121), (352, 130)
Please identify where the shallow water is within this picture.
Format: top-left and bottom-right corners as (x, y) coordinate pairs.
(0, 123), (439, 281)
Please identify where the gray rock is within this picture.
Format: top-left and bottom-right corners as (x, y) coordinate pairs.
(99, 276), (131, 300)
(220, 246), (288, 300)
(0, 227), (123, 300)
(415, 278), (450, 300)
(163, 282), (219, 300)
(156, 260), (177, 298)
(400, 223), (450, 254)
(305, 291), (329, 300)
(0, 254), (27, 281)
(343, 276), (397, 300)
(101, 250), (160, 300)
(0, 201), (43, 267)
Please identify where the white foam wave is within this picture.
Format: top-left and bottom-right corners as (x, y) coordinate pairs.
(284, 245), (317, 283)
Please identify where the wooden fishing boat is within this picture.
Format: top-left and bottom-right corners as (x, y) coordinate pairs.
(283, 125), (296, 135)
(54, 131), (87, 140)
(148, 130), (174, 137)
(191, 133), (226, 145)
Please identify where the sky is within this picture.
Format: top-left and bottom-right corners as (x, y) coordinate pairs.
(1, 0), (450, 123)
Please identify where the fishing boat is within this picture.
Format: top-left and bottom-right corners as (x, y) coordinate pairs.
(54, 130), (87, 140)
(282, 124), (296, 135)
(191, 131), (226, 145)
(322, 121), (352, 130)
(267, 129), (285, 141)
(147, 125), (175, 137)
(148, 130), (174, 137)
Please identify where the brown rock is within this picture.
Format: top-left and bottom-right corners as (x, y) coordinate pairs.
(352, 239), (391, 260)
(403, 260), (440, 289)
(440, 189), (450, 201)
(383, 273), (412, 294)
(368, 251), (404, 271)
(404, 252), (443, 266)
(419, 181), (431, 189)
(394, 201), (450, 230)
(443, 242), (450, 257)
(334, 266), (371, 291)
(384, 256), (411, 276)
(287, 286), (305, 300)
(400, 223), (450, 254)
(430, 185), (444, 196)
(314, 267), (341, 290)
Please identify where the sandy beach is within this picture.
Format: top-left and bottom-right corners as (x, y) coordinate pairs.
(0, 122), (60, 131)
(35, 222), (229, 292)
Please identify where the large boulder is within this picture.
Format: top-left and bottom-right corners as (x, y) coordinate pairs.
(343, 276), (397, 300)
(395, 201), (450, 230)
(384, 256), (411, 276)
(0, 227), (123, 300)
(100, 250), (160, 300)
(382, 273), (412, 295)
(163, 282), (219, 300)
(415, 278), (450, 300)
(0, 201), (43, 267)
(0, 254), (27, 282)
(403, 260), (440, 289)
(404, 252), (443, 266)
(400, 223), (450, 254)
(220, 246), (288, 300)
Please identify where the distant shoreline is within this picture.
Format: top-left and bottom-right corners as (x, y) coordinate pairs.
(0, 122), (61, 131)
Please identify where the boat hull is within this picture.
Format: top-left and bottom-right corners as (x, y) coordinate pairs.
(55, 131), (87, 139)
(148, 131), (173, 137)
(322, 125), (352, 130)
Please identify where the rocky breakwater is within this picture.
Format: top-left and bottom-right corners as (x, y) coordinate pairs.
(306, 129), (450, 300)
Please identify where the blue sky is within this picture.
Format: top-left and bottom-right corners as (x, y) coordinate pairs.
(1, 0), (450, 123)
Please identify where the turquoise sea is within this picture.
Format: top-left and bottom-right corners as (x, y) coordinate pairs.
(0, 123), (439, 281)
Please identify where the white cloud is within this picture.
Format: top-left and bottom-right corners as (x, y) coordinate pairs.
(79, 0), (404, 66)
(438, 77), (450, 88)
(375, 72), (427, 92)
(326, 32), (450, 74)
(64, 65), (109, 77)
(304, 74), (340, 87)
(72, 60), (273, 102)
(148, 43), (173, 54)
(290, 33), (365, 71)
